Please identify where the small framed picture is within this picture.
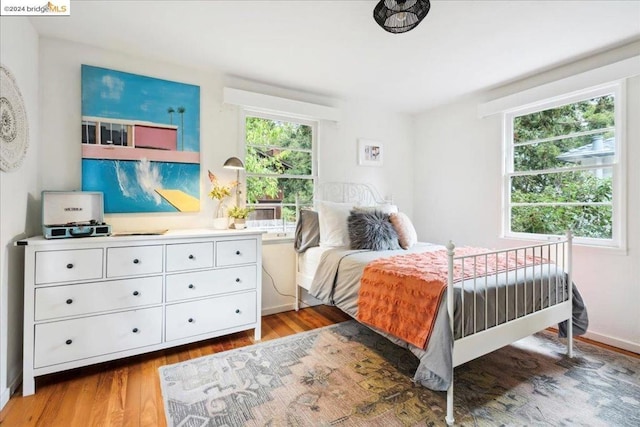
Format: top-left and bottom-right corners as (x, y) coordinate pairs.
(358, 139), (383, 167)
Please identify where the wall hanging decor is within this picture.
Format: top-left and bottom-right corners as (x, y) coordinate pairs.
(81, 65), (200, 213)
(1, 64), (29, 172)
(358, 138), (384, 167)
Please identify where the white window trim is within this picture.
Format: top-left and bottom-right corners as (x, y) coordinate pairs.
(479, 55), (639, 117)
(224, 87), (341, 122)
(240, 109), (319, 233)
(502, 81), (626, 250)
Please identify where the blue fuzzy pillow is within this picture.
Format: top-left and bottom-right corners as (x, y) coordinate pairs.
(347, 209), (401, 251)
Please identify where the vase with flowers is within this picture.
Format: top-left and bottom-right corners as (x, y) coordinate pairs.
(208, 170), (237, 229)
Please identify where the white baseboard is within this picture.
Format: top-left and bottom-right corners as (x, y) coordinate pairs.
(9, 372), (22, 394)
(296, 300), (321, 309)
(1, 387), (10, 411)
(298, 288), (322, 308)
(581, 331), (640, 354)
(1, 371), (23, 410)
(262, 303), (296, 316)
(262, 298), (322, 316)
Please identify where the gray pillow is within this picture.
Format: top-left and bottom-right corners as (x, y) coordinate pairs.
(294, 209), (320, 253)
(347, 209), (401, 251)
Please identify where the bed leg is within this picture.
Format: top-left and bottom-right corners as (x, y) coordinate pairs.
(445, 240), (456, 426)
(446, 383), (455, 426)
(295, 283), (300, 311)
(567, 314), (574, 358)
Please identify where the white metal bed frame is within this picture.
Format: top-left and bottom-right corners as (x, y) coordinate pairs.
(444, 236), (573, 424)
(295, 182), (574, 425)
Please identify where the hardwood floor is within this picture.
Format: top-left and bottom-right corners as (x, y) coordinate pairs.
(2, 306), (637, 427)
(0, 305), (351, 427)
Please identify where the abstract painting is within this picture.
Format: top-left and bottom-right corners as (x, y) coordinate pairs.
(81, 65), (200, 213)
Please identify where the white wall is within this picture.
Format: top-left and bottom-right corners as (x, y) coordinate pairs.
(413, 42), (640, 353)
(318, 100), (415, 213)
(36, 38), (414, 314)
(0, 17), (40, 409)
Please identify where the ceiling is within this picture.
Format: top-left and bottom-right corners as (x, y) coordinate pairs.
(30, 1), (640, 114)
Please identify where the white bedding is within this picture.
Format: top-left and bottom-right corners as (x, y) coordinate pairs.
(297, 246), (334, 280)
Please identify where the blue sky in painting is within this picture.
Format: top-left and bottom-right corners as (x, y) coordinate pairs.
(81, 65), (200, 152)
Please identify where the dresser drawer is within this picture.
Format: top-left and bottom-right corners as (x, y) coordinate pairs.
(166, 242), (214, 272)
(216, 239), (257, 267)
(165, 292), (256, 341)
(166, 266), (257, 302)
(35, 276), (163, 321)
(34, 307), (162, 368)
(106, 245), (163, 278)
(35, 249), (103, 285)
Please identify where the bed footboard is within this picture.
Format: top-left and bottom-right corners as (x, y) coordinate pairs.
(445, 232), (574, 425)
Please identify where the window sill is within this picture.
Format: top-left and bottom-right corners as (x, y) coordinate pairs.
(262, 231), (295, 244)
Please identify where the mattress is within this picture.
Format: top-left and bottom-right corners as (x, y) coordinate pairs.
(297, 245), (333, 279)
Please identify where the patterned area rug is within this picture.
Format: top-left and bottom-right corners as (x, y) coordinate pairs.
(159, 321), (639, 426)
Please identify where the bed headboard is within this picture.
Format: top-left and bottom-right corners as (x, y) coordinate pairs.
(316, 182), (389, 206)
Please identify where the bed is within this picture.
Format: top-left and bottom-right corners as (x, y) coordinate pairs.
(294, 182), (588, 425)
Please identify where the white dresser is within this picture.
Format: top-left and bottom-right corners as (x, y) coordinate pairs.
(17, 229), (263, 396)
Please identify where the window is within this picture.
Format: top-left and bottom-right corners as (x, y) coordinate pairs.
(82, 119), (130, 146)
(82, 120), (97, 144)
(100, 121), (128, 146)
(504, 83), (624, 247)
(242, 111), (317, 232)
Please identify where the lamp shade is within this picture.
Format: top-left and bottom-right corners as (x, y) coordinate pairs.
(373, 0), (431, 34)
(223, 156), (245, 170)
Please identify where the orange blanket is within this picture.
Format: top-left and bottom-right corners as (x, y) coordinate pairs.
(357, 248), (543, 349)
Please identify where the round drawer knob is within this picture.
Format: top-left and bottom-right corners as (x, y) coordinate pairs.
(235, 309), (240, 314)
(235, 250), (241, 255)
(188, 318), (194, 323)
(235, 278), (240, 283)
(132, 291), (140, 296)
(133, 259), (140, 264)
(132, 328), (139, 333)
(188, 284), (194, 289)
(66, 299), (73, 304)
(188, 254), (194, 260)
(65, 339), (73, 345)
(66, 263), (74, 269)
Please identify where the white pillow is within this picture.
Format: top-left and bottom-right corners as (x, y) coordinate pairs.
(353, 204), (398, 215)
(317, 200), (354, 247)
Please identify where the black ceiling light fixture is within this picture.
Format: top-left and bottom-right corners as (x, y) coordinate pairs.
(373, 0), (431, 34)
